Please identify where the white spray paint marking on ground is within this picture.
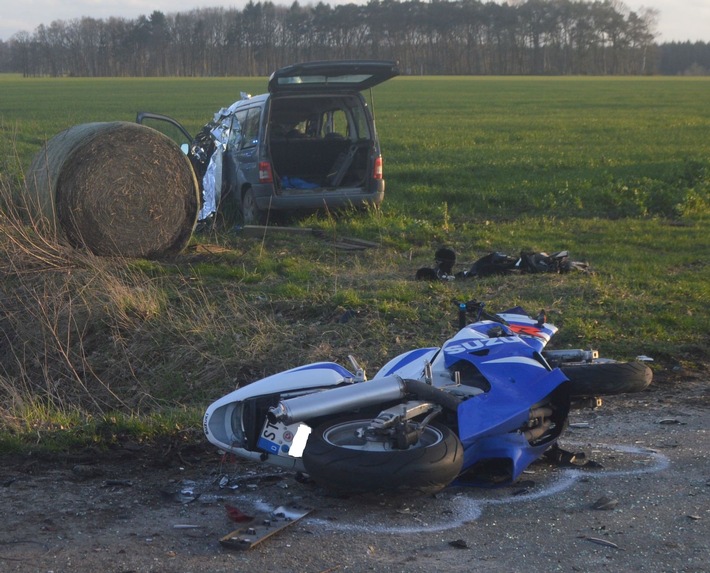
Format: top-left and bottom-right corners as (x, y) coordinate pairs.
(306, 442), (670, 534)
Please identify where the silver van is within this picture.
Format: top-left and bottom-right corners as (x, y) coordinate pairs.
(137, 60), (399, 224)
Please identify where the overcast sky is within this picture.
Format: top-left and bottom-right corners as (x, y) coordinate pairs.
(1, 0), (708, 43)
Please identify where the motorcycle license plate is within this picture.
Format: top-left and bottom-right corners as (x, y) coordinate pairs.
(258, 419), (311, 458)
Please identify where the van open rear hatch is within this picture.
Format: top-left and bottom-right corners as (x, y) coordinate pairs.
(268, 60), (399, 94)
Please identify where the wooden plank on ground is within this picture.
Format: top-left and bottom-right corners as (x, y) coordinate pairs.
(219, 505), (312, 550)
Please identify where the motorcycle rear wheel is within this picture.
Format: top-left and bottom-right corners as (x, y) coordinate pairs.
(561, 361), (652, 397)
(302, 416), (464, 495)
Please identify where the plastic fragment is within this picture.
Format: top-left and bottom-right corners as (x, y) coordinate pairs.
(225, 504), (254, 523)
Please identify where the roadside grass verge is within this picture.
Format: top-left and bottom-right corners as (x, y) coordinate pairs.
(0, 75), (708, 451)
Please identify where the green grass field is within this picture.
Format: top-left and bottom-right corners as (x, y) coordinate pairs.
(0, 74), (708, 447)
(3, 74), (709, 221)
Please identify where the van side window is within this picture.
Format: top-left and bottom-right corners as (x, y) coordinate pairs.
(351, 105), (371, 140)
(240, 108), (261, 149)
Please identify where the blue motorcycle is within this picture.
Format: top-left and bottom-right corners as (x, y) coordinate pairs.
(204, 301), (652, 494)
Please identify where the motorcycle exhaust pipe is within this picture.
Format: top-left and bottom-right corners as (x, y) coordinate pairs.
(268, 376), (462, 425)
(268, 375), (407, 425)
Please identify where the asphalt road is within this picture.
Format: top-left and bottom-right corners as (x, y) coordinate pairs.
(1, 380), (707, 573)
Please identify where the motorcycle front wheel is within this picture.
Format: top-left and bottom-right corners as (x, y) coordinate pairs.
(561, 360), (653, 397)
(302, 416), (464, 495)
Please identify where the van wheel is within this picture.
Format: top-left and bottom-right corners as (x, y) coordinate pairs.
(241, 188), (264, 225)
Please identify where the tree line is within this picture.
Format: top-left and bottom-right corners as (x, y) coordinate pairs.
(0, 0), (706, 77)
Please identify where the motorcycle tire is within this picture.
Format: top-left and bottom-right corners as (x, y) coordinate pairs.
(302, 416), (464, 495)
(561, 361), (652, 397)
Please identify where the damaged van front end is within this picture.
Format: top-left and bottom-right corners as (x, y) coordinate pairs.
(137, 60), (398, 224)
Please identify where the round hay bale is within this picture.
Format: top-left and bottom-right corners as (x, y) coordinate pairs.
(27, 121), (199, 258)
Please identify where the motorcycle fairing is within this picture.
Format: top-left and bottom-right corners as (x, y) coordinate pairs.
(442, 330), (549, 376)
(374, 347), (439, 379)
(457, 367), (569, 480)
(457, 431), (550, 484)
(203, 361), (354, 458)
(497, 310), (558, 354)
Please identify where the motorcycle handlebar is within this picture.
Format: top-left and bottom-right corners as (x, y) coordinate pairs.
(456, 300), (508, 329)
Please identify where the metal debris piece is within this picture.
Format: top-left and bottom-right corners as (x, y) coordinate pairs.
(240, 225), (316, 238)
(687, 515), (702, 521)
(449, 539), (469, 549)
(160, 488), (201, 504)
(592, 496), (619, 510)
(219, 505), (312, 550)
(581, 536), (620, 549)
(658, 418), (683, 425)
(238, 225), (378, 250)
(569, 422), (592, 429)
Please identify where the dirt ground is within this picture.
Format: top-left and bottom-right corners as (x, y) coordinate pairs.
(1, 374), (708, 573)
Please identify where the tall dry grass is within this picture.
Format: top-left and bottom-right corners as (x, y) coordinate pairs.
(0, 157), (350, 434)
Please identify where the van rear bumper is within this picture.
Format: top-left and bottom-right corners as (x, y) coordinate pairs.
(252, 181), (385, 212)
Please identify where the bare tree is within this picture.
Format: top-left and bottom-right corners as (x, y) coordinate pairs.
(3, 0), (672, 77)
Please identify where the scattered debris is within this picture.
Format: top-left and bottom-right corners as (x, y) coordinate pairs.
(416, 246), (590, 280)
(580, 536), (621, 549)
(225, 504), (254, 523)
(592, 496), (619, 510)
(239, 225), (315, 238)
(220, 505), (312, 550)
(238, 225), (378, 250)
(544, 444), (598, 468)
(102, 479), (133, 488)
(159, 487), (201, 504)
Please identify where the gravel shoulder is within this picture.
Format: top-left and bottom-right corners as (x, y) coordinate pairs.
(1, 376), (708, 573)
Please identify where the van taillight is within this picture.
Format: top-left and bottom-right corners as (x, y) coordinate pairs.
(373, 156), (383, 180)
(259, 161), (273, 183)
